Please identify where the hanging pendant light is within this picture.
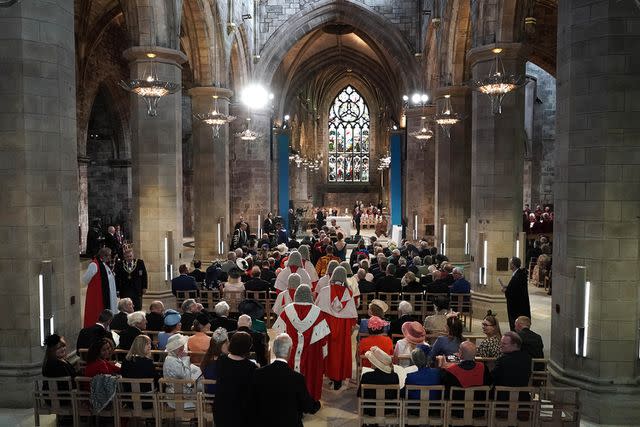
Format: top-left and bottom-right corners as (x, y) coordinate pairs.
(434, 94), (463, 138)
(469, 48), (524, 114)
(193, 95), (236, 137)
(408, 116), (434, 148)
(235, 117), (262, 141)
(119, 53), (181, 117)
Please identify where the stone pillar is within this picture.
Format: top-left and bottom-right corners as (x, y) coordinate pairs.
(404, 106), (436, 240)
(124, 46), (186, 295)
(466, 43), (526, 318)
(189, 87), (232, 261)
(230, 107), (272, 234)
(551, 1), (640, 423)
(0, 0), (79, 406)
(433, 87), (472, 262)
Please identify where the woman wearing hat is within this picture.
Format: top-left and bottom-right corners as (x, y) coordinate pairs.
(357, 346), (399, 415)
(200, 327), (229, 394)
(315, 266), (358, 390)
(163, 333), (202, 409)
(274, 251), (312, 292)
(358, 299), (390, 335)
(394, 322), (430, 368)
(43, 334), (76, 380)
(359, 316), (393, 367)
(157, 309), (181, 350)
(214, 331), (257, 427)
(273, 284), (330, 400)
(187, 313), (212, 364)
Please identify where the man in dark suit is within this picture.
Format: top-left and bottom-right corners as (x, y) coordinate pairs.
(104, 225), (121, 259)
(499, 257), (531, 331)
(492, 331), (532, 388)
(426, 270), (451, 294)
(171, 264), (198, 296)
(244, 266), (271, 292)
(114, 246), (148, 311)
(76, 309), (114, 352)
(110, 297), (134, 331)
(375, 264), (402, 293)
(188, 260), (206, 283)
(211, 301), (238, 332)
(515, 316), (544, 359)
(250, 333), (320, 427)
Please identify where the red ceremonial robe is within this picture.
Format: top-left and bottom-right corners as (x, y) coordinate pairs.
(83, 259), (110, 327)
(273, 303), (330, 400)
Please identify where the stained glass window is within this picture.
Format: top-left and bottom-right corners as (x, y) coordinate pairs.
(328, 85), (370, 182)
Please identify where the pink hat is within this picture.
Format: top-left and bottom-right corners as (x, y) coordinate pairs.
(402, 321), (426, 345)
(367, 315), (389, 331)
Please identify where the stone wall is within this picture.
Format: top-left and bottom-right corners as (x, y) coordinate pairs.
(258, 0), (422, 53)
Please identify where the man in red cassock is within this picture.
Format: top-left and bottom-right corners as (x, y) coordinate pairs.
(273, 283), (330, 400)
(82, 247), (117, 327)
(315, 266), (358, 390)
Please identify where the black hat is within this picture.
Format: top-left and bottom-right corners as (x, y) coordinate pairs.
(196, 312), (210, 326)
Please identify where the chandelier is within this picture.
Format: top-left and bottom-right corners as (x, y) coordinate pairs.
(469, 48), (523, 114)
(409, 116), (434, 144)
(193, 95), (236, 137)
(119, 53), (180, 117)
(434, 94), (463, 138)
(235, 118), (262, 141)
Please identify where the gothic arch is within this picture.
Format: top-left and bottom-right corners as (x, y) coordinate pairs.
(228, 28), (251, 95)
(254, 1), (420, 90)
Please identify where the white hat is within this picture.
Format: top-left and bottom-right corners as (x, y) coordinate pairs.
(365, 346), (393, 374)
(165, 333), (188, 353)
(236, 258), (249, 271)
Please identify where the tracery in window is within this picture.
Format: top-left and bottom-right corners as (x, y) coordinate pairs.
(328, 85), (370, 182)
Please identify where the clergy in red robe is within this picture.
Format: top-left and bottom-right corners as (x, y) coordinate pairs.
(273, 284), (330, 400)
(273, 273), (300, 316)
(315, 266), (358, 390)
(82, 247), (118, 327)
(275, 250), (312, 292)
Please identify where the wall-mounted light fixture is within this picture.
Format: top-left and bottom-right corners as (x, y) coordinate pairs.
(39, 260), (54, 346)
(258, 214), (262, 237)
(217, 219), (225, 255)
(464, 221), (470, 255)
(574, 266), (590, 357)
(414, 215), (419, 240)
(164, 231), (174, 281)
(441, 224), (447, 256)
(478, 232), (487, 285)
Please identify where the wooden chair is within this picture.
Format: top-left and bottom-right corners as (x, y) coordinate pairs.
(73, 376), (119, 426)
(358, 384), (402, 426)
(530, 358), (549, 387)
(33, 377), (75, 427)
(491, 386), (537, 427)
(157, 378), (199, 425)
(450, 293), (473, 331)
(424, 292), (449, 316)
(462, 333), (487, 345)
(446, 386), (491, 426)
(221, 289), (245, 314)
(197, 379), (217, 427)
(142, 330), (160, 346)
(199, 289), (222, 311)
(358, 292), (377, 318)
(401, 291), (427, 318)
(114, 377), (159, 427)
(175, 289), (200, 309)
(536, 387), (580, 426)
(402, 385), (446, 426)
(376, 292), (402, 317)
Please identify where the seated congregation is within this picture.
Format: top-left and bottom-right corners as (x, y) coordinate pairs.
(38, 232), (572, 426)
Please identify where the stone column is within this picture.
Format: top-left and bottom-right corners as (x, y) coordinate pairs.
(404, 106), (436, 240)
(189, 87), (232, 261)
(466, 43), (526, 318)
(551, 1), (640, 423)
(0, 0), (78, 406)
(230, 107), (272, 233)
(124, 46), (186, 296)
(433, 86), (472, 262)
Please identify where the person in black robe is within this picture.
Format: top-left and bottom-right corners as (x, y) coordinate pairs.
(114, 246), (148, 311)
(500, 257), (532, 331)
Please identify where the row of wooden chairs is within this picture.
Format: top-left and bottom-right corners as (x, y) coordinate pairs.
(76, 348), (205, 373)
(359, 291), (473, 330)
(359, 385), (579, 426)
(34, 376), (216, 427)
(175, 289), (278, 327)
